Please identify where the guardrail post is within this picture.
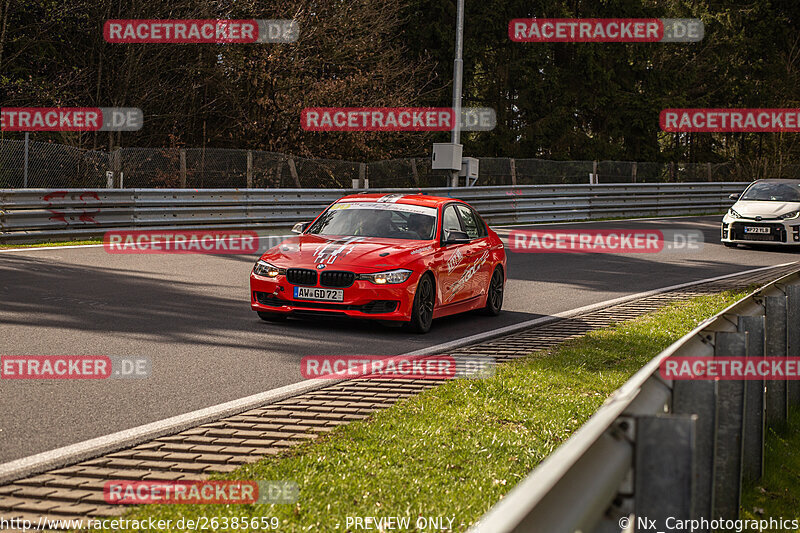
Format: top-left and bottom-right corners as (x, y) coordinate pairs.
(112, 149), (121, 188)
(673, 369), (715, 524)
(246, 150), (253, 188)
(738, 315), (765, 482)
(712, 331), (746, 519)
(23, 132), (30, 188)
(410, 159), (420, 186)
(509, 158), (517, 186)
(631, 162), (637, 183)
(765, 295), (788, 426)
(358, 163), (366, 189)
(707, 162), (712, 182)
(634, 414), (696, 530)
(287, 158), (301, 187)
(180, 149), (187, 188)
(787, 285), (800, 409)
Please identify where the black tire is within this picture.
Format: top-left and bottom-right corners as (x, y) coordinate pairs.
(723, 242), (738, 248)
(407, 273), (435, 334)
(481, 266), (504, 316)
(257, 311), (287, 322)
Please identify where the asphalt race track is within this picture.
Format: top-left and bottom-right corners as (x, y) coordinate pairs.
(0, 215), (797, 464)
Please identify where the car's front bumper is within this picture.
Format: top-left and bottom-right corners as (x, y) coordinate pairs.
(721, 215), (800, 245)
(250, 272), (419, 321)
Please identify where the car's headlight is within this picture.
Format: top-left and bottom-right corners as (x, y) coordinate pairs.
(779, 210), (800, 220)
(359, 269), (413, 285)
(728, 208), (742, 219)
(253, 260), (285, 278)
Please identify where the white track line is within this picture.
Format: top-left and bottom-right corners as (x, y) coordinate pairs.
(0, 261), (795, 485)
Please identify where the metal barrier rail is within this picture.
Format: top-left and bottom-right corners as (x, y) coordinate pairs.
(470, 269), (800, 533)
(0, 183), (745, 243)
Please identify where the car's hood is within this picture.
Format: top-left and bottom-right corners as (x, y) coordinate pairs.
(732, 200), (800, 218)
(261, 234), (435, 271)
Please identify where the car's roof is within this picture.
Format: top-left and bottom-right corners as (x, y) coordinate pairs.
(335, 193), (462, 208)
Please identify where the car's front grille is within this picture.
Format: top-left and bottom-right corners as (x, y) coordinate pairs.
(320, 271), (355, 288)
(286, 268), (317, 286)
(255, 292), (398, 314)
(730, 223), (786, 242)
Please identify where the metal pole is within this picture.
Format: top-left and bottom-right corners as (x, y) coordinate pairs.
(23, 132), (29, 187)
(450, 0), (465, 188)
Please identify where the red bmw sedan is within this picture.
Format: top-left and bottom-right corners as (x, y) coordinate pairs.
(250, 193), (506, 333)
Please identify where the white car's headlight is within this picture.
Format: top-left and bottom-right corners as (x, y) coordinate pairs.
(779, 210), (800, 220)
(727, 208), (742, 219)
(359, 269), (413, 285)
(253, 260), (285, 278)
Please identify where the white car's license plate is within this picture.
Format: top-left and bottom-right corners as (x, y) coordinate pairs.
(744, 226), (771, 234)
(293, 287), (344, 302)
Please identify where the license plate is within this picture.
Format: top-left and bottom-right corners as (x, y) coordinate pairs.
(744, 226), (771, 234)
(293, 286), (344, 302)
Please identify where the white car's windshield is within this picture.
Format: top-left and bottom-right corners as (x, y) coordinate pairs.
(741, 182), (800, 202)
(308, 202), (437, 240)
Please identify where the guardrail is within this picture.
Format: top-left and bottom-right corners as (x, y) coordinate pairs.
(0, 183), (744, 243)
(469, 269), (800, 533)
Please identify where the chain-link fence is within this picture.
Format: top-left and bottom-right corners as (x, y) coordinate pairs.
(2, 139), (799, 189)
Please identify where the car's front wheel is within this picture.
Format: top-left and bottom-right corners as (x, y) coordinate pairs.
(407, 273), (435, 333)
(481, 266), (504, 316)
(257, 311), (287, 322)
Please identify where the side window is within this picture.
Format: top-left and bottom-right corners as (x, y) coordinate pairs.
(442, 205), (463, 238)
(455, 205), (480, 239)
(471, 208), (488, 238)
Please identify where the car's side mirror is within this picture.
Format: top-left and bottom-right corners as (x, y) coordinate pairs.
(443, 230), (471, 245)
(729, 193), (740, 201)
(292, 221), (311, 234)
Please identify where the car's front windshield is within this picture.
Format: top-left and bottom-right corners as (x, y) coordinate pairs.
(307, 202), (437, 240)
(741, 182), (800, 202)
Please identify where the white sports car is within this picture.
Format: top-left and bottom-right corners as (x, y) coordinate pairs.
(721, 179), (800, 247)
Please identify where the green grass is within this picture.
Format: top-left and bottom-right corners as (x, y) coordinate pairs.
(0, 239), (102, 248)
(92, 289), (749, 532)
(740, 412), (800, 530)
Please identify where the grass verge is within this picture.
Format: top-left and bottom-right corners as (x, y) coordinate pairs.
(0, 239), (102, 249)
(93, 289), (750, 532)
(740, 412), (800, 529)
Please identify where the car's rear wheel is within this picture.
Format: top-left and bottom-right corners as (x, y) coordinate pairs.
(481, 266), (504, 316)
(408, 273), (435, 333)
(723, 242), (738, 248)
(257, 311), (287, 322)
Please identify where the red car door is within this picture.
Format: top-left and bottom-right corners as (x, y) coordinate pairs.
(454, 204), (492, 300)
(435, 203), (473, 305)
